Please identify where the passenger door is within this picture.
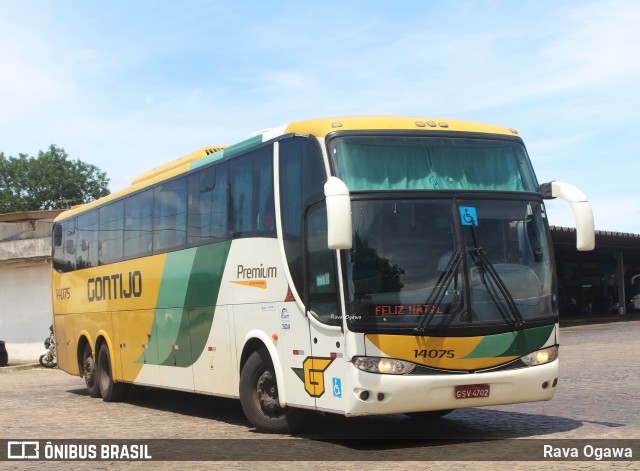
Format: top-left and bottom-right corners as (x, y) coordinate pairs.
(305, 202), (346, 413)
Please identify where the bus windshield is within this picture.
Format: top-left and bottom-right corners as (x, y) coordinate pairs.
(344, 197), (555, 333)
(330, 135), (538, 192)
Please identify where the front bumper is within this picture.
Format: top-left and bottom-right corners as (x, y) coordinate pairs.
(342, 360), (559, 416)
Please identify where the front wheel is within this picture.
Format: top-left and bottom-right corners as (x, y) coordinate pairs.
(96, 343), (129, 402)
(239, 348), (305, 433)
(39, 353), (56, 368)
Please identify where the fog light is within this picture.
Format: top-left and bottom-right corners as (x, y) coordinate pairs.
(360, 390), (370, 401)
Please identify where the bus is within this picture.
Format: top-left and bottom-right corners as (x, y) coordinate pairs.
(51, 116), (595, 433)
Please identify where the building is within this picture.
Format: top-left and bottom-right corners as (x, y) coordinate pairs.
(0, 210), (64, 342)
(552, 227), (640, 317)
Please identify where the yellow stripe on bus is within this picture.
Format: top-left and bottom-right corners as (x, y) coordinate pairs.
(230, 280), (268, 289)
(366, 334), (519, 370)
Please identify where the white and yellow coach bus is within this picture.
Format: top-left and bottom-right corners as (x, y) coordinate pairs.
(52, 116), (595, 433)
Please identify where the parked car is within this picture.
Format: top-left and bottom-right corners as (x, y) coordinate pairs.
(0, 340), (8, 367)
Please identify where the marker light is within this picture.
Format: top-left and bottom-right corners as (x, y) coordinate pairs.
(352, 356), (416, 375)
(521, 346), (559, 366)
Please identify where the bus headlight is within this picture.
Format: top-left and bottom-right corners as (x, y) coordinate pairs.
(521, 346), (559, 366)
(352, 356), (416, 375)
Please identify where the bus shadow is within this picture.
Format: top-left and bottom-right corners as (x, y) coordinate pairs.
(68, 385), (250, 428)
(293, 408), (585, 440)
(68, 385), (586, 441)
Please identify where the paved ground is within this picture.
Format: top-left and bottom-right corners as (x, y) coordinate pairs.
(1, 320), (639, 470)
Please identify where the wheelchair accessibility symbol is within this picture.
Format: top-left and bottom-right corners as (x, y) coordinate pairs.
(332, 377), (342, 398)
(459, 206), (478, 226)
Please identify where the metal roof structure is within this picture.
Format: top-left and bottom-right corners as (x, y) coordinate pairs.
(551, 226), (640, 253)
(0, 210), (65, 223)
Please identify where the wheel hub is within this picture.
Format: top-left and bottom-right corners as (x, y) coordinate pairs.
(84, 357), (95, 382)
(257, 370), (282, 416)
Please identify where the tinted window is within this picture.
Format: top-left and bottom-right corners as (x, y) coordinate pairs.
(278, 137), (326, 302)
(306, 202), (340, 326)
(99, 201), (124, 265)
(330, 136), (538, 192)
(154, 178), (187, 253)
(53, 218), (76, 272)
(124, 189), (153, 259)
(279, 138), (325, 237)
(52, 222), (63, 271)
(188, 164), (229, 245)
(76, 211), (99, 269)
(230, 146), (275, 237)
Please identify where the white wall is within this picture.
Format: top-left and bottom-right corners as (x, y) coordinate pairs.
(0, 261), (52, 342)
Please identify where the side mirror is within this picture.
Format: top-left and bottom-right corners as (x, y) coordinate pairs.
(324, 177), (352, 250)
(540, 181), (595, 251)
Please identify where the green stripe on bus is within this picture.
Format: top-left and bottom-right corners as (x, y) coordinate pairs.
(137, 241), (232, 367)
(138, 249), (197, 365)
(463, 324), (554, 359)
(184, 241), (231, 366)
(499, 324), (555, 357)
(461, 331), (517, 358)
(191, 135), (264, 170)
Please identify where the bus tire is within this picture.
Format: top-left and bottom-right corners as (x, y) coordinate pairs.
(239, 348), (305, 433)
(82, 344), (100, 398)
(38, 353), (56, 368)
(405, 409), (453, 420)
(97, 343), (129, 402)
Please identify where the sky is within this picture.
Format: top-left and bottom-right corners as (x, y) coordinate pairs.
(1, 0), (639, 234)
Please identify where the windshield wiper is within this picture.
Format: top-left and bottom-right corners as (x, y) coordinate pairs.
(415, 251), (462, 333)
(467, 223), (525, 329)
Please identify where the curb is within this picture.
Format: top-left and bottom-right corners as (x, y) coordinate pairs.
(0, 362), (41, 373)
(559, 313), (640, 327)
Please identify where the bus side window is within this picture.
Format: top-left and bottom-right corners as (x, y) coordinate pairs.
(76, 210), (99, 269)
(52, 223), (64, 272)
(64, 219), (77, 271)
(124, 189), (153, 259)
(53, 219), (77, 272)
(53, 223), (62, 247)
(306, 202), (341, 326)
(154, 177), (187, 253)
(279, 137), (331, 319)
(188, 163), (229, 245)
(99, 201), (124, 265)
(230, 146), (275, 238)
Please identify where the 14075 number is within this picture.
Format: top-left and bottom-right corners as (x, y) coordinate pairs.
(414, 349), (455, 359)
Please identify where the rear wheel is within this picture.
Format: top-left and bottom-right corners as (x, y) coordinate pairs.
(82, 344), (100, 398)
(97, 343), (129, 402)
(239, 348), (305, 433)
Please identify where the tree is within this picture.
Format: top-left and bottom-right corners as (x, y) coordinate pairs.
(0, 145), (110, 213)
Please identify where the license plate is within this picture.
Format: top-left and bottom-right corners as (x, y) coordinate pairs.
(455, 384), (491, 399)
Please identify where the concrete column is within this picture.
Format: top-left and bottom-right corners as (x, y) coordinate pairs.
(615, 252), (626, 315)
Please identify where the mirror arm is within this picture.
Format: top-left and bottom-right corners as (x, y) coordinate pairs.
(540, 180), (595, 251)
